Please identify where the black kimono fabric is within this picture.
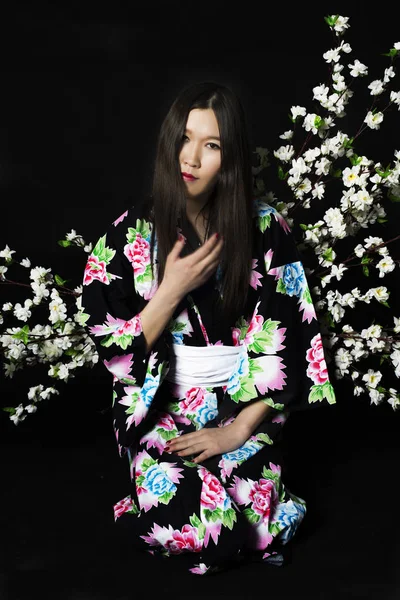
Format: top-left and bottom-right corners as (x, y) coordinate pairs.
(81, 197), (336, 575)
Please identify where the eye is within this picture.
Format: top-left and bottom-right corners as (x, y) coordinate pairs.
(207, 142), (221, 150)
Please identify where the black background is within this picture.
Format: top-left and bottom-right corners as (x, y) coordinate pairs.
(1, 3), (400, 599)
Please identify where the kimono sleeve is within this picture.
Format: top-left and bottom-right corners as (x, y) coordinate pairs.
(229, 207), (336, 414)
(81, 209), (170, 451)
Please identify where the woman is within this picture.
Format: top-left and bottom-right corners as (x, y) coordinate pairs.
(82, 81), (336, 575)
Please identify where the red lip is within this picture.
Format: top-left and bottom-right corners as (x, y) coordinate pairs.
(182, 172), (197, 181)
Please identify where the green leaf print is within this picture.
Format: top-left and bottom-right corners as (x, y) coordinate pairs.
(126, 227), (138, 244)
(261, 466), (281, 488)
(168, 321), (187, 333)
(136, 475), (145, 487)
(141, 457), (157, 471)
(242, 507), (261, 524)
(189, 513), (202, 529)
(276, 278), (287, 294)
(166, 401), (180, 414)
(321, 381), (336, 404)
(261, 397), (285, 411)
(136, 218), (151, 239)
(258, 214), (271, 233)
(124, 392), (140, 414)
(203, 508), (223, 523)
(308, 384), (324, 403)
(158, 491), (174, 505)
(231, 378), (258, 403)
(92, 235), (116, 264)
(101, 333), (133, 350)
(136, 263), (152, 285)
(256, 432), (274, 445)
(158, 429), (177, 441)
(112, 390), (117, 408)
(303, 286), (312, 304)
(222, 508), (237, 530)
(182, 460), (198, 468)
(197, 523), (206, 540)
(269, 521), (283, 536)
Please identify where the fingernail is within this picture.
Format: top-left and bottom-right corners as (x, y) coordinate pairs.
(215, 233), (220, 239)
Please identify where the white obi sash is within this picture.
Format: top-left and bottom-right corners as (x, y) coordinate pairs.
(165, 343), (246, 388)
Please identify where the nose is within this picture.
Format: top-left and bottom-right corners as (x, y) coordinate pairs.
(182, 142), (201, 168)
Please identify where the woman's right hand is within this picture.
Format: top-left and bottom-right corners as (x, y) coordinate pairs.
(161, 233), (224, 300)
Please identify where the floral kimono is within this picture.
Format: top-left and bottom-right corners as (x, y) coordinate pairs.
(81, 196), (336, 575)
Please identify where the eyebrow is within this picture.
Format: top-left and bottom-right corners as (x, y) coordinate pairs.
(185, 128), (220, 141)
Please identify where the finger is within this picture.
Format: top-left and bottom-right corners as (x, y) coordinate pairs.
(192, 233), (223, 260)
(192, 450), (211, 464)
(176, 444), (203, 457)
(169, 237), (186, 260)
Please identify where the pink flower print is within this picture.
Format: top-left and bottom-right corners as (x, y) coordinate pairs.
(124, 233), (150, 276)
(113, 495), (135, 520)
(117, 314), (142, 337)
(249, 478), (277, 519)
(232, 327), (241, 346)
(83, 254), (109, 285)
(245, 313), (263, 346)
(181, 388), (206, 413)
(306, 334), (328, 385)
(199, 468), (225, 511)
(164, 524), (202, 554)
(104, 353), (134, 382)
(250, 259), (263, 290)
(113, 210), (128, 227)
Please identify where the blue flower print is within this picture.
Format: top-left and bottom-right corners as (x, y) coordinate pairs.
(274, 499), (306, 543)
(282, 262), (306, 298)
(140, 373), (159, 408)
(254, 200), (276, 218)
(171, 331), (184, 345)
(222, 439), (261, 463)
(226, 352), (249, 396)
(144, 464), (176, 497)
(195, 394), (218, 428)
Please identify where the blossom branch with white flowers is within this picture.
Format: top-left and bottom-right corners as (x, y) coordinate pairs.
(252, 14), (400, 410)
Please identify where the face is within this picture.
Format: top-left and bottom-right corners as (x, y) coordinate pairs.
(179, 108), (221, 201)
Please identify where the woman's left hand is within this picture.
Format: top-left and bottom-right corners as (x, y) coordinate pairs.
(166, 423), (250, 464)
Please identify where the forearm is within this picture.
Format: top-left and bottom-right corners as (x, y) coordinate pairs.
(140, 282), (182, 354)
(233, 400), (274, 438)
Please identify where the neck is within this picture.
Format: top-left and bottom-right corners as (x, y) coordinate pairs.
(185, 192), (211, 222)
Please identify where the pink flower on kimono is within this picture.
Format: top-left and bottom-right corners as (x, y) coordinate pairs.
(113, 210), (128, 226)
(164, 524), (202, 554)
(113, 495), (135, 520)
(104, 353), (134, 382)
(124, 233), (150, 275)
(245, 313), (263, 345)
(84, 254), (109, 285)
(199, 468), (225, 510)
(89, 313), (142, 338)
(181, 388), (206, 413)
(306, 334), (328, 385)
(249, 478), (277, 519)
(250, 259), (263, 290)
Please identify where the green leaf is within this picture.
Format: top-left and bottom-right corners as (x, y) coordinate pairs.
(277, 166), (288, 180)
(362, 265), (369, 277)
(299, 223), (308, 231)
(12, 325), (30, 345)
(197, 523), (206, 540)
(136, 475), (145, 487)
(158, 491), (174, 505)
(380, 301), (390, 308)
(388, 191), (400, 202)
(256, 432), (274, 445)
(222, 508), (237, 530)
(141, 458), (157, 471)
(321, 381), (336, 405)
(189, 513), (201, 528)
(361, 255), (371, 264)
(242, 507), (261, 524)
(57, 240), (72, 247)
(261, 397), (285, 411)
(55, 274), (68, 286)
(309, 384), (324, 403)
(276, 278), (286, 294)
(3, 407), (16, 414)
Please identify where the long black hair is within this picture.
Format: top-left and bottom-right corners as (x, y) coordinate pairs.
(149, 81), (254, 323)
